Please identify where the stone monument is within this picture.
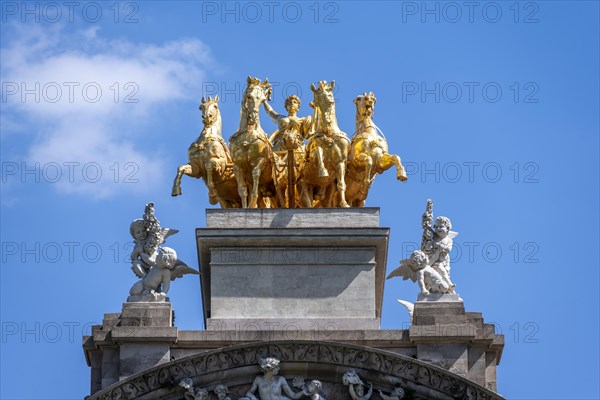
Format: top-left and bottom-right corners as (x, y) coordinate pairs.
(83, 78), (504, 400)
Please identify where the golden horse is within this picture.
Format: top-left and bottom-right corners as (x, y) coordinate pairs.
(171, 96), (241, 208)
(301, 80), (351, 208)
(346, 92), (407, 207)
(229, 77), (277, 208)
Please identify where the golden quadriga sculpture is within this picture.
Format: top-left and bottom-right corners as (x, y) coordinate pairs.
(172, 77), (408, 208)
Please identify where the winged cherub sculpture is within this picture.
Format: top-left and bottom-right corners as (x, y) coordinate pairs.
(387, 199), (458, 296)
(128, 247), (198, 302)
(129, 202), (179, 278)
(127, 203), (198, 302)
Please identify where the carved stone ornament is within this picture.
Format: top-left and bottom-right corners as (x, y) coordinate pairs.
(87, 341), (503, 400)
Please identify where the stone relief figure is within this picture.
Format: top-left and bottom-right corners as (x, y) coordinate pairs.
(346, 92), (408, 207)
(245, 357), (305, 400)
(420, 199), (458, 292)
(179, 378), (209, 400)
(342, 370), (372, 400)
(378, 387), (406, 400)
(172, 96), (241, 208)
(229, 77), (278, 208)
(213, 384), (231, 400)
(128, 247), (199, 302)
(302, 80), (351, 208)
(129, 202), (178, 278)
(264, 94), (313, 208)
(303, 380), (326, 400)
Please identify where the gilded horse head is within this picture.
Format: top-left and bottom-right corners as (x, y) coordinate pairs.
(200, 95), (222, 136)
(310, 80), (340, 134)
(354, 92), (377, 122)
(310, 80), (335, 109)
(241, 76), (271, 128)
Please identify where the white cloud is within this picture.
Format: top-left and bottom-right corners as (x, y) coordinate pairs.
(1, 24), (214, 199)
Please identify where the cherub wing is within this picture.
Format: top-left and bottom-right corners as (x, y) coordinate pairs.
(386, 259), (419, 282)
(170, 259), (199, 281)
(157, 228), (179, 246)
(397, 299), (415, 321)
(448, 231), (459, 240)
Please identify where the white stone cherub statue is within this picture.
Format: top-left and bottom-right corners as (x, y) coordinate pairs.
(420, 199), (458, 293)
(378, 387), (405, 400)
(343, 370), (372, 400)
(245, 357), (305, 400)
(129, 202), (178, 278)
(387, 250), (452, 296)
(128, 247), (198, 302)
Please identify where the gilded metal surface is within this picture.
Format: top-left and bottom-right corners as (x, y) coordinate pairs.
(171, 78), (408, 208)
(172, 96), (241, 208)
(264, 95), (313, 208)
(229, 77), (277, 208)
(346, 92), (407, 207)
(301, 80), (351, 208)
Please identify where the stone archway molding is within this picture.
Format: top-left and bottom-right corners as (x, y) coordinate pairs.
(88, 341), (503, 400)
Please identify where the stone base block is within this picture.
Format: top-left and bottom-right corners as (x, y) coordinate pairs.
(120, 301), (173, 327)
(196, 208), (389, 330)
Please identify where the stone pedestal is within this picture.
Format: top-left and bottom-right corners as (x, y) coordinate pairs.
(83, 301), (177, 393)
(196, 208), (389, 330)
(409, 293), (503, 391)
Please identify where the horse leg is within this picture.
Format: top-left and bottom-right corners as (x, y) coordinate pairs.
(205, 161), (220, 205)
(250, 159), (266, 209)
(275, 169), (287, 208)
(382, 153), (408, 181)
(171, 164), (192, 196)
(336, 161), (350, 208)
(316, 146), (328, 177)
(355, 153), (374, 187)
(233, 164), (249, 208)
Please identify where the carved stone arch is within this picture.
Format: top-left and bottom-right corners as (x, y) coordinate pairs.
(88, 341), (503, 400)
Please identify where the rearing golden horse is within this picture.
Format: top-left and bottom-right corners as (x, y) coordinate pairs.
(171, 96), (241, 208)
(229, 77), (277, 208)
(301, 80), (351, 208)
(346, 92), (407, 207)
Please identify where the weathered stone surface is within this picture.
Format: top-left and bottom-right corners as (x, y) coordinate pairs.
(197, 209), (389, 330)
(120, 302), (172, 327)
(119, 343), (171, 380)
(206, 207), (381, 228)
(87, 341), (504, 400)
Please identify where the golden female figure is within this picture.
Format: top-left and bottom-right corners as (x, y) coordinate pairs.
(264, 95), (313, 207)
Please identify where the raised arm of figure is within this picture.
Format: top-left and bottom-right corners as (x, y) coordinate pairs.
(281, 377), (304, 399)
(263, 101), (282, 124)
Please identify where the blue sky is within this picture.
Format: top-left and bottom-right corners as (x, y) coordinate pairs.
(1, 1), (598, 399)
